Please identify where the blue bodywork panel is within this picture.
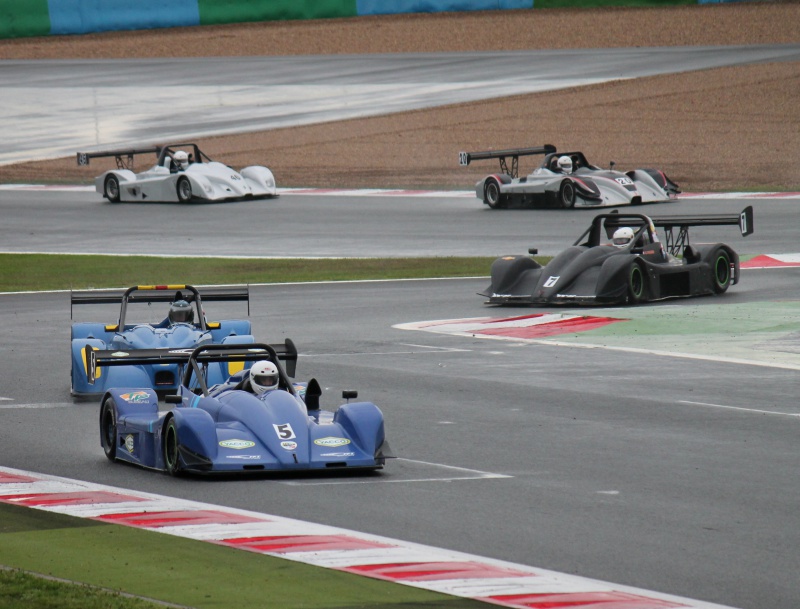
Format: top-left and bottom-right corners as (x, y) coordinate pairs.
(71, 285), (252, 397)
(96, 342), (392, 475)
(102, 381), (390, 474)
(72, 321), (253, 396)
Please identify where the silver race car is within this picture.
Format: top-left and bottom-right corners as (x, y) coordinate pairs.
(77, 143), (277, 203)
(459, 145), (679, 209)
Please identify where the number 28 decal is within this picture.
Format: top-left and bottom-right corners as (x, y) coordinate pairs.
(273, 423), (296, 440)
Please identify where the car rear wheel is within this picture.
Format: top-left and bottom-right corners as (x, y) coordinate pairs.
(100, 398), (117, 461)
(712, 249), (732, 293)
(176, 176), (192, 203)
(163, 418), (182, 476)
(104, 175), (121, 203)
(559, 180), (576, 209)
(627, 263), (646, 304)
(484, 179), (506, 209)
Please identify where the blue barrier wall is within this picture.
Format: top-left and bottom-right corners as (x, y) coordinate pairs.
(0, 0), (769, 39)
(357, 0), (533, 15)
(48, 0), (199, 35)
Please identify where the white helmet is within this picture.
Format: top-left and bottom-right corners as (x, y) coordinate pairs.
(173, 150), (189, 170)
(612, 227), (635, 248)
(249, 360), (279, 395)
(557, 156), (573, 174)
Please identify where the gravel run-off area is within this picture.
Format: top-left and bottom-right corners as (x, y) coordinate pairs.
(1, 2), (799, 192)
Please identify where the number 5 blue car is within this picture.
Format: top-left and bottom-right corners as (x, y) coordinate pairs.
(89, 343), (394, 476)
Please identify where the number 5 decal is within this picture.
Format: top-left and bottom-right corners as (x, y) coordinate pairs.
(273, 423), (296, 440)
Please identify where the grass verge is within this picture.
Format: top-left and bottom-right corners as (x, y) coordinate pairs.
(0, 254), (500, 293)
(0, 503), (483, 609)
(0, 253), (508, 608)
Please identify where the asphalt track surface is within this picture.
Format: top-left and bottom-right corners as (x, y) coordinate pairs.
(1, 188), (799, 258)
(3, 47), (800, 609)
(3, 44), (800, 164)
(1, 191), (800, 609)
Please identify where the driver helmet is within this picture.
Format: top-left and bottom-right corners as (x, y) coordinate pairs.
(168, 300), (194, 324)
(250, 360), (279, 395)
(173, 150), (189, 170)
(557, 156), (573, 174)
(612, 227), (635, 248)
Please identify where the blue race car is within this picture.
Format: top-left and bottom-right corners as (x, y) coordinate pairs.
(71, 284), (253, 397)
(88, 343), (394, 475)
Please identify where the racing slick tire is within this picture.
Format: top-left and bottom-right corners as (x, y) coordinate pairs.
(484, 179), (507, 209)
(176, 176), (193, 203)
(712, 249), (732, 294)
(164, 418), (183, 476)
(627, 262), (647, 304)
(100, 398), (117, 461)
(104, 175), (121, 203)
(559, 180), (576, 209)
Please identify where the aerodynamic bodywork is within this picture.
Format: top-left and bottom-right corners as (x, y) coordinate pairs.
(459, 145), (679, 209)
(71, 284), (254, 397)
(481, 206), (753, 306)
(89, 343), (393, 475)
(77, 143), (277, 203)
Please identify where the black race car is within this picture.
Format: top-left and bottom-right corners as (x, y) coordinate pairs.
(480, 207), (753, 306)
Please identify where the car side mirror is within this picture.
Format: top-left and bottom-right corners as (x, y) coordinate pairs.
(342, 390), (358, 401)
(165, 394), (182, 404)
(610, 161), (616, 170)
(528, 248), (538, 255)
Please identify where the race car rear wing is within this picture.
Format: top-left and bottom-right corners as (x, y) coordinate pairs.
(458, 145), (557, 179)
(71, 284), (250, 306)
(71, 284), (251, 327)
(77, 147), (160, 170)
(600, 206), (753, 256)
(85, 340), (298, 389)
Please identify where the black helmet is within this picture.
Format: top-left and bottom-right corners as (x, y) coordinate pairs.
(168, 300), (194, 324)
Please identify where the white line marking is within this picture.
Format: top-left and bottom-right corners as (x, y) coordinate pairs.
(679, 400), (800, 417)
(529, 341), (800, 371)
(0, 276), (487, 298)
(302, 347), (472, 358)
(281, 474), (509, 486)
(396, 343), (469, 352)
(399, 458), (510, 476)
(281, 459), (512, 485)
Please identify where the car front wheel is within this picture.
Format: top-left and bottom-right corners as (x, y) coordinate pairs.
(100, 398), (117, 461)
(163, 418), (182, 476)
(484, 179), (506, 209)
(712, 249), (732, 293)
(104, 175), (121, 203)
(559, 180), (576, 209)
(627, 263), (646, 304)
(176, 176), (192, 202)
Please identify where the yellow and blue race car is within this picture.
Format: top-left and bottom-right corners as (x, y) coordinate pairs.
(71, 284), (253, 397)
